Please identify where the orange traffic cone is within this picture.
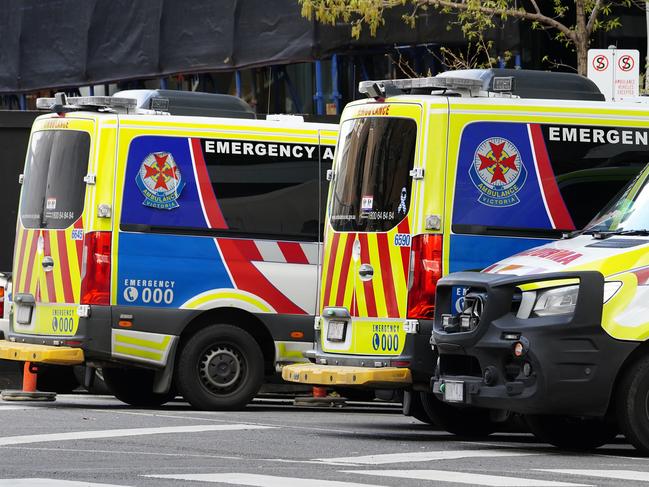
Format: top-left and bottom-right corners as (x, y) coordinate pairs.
(294, 385), (346, 407)
(1, 361), (56, 401)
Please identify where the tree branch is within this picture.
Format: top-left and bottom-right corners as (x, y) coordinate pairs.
(586, 0), (603, 34)
(415, 0), (577, 42)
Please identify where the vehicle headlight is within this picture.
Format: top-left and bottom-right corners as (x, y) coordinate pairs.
(532, 285), (579, 317)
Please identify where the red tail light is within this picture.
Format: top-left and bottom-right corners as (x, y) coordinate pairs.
(0, 286), (4, 317)
(407, 234), (443, 319)
(80, 231), (112, 306)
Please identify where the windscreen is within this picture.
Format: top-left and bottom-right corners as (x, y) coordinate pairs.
(329, 117), (417, 232)
(20, 130), (90, 229)
(586, 163), (649, 233)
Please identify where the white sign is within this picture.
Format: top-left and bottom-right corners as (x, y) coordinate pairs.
(587, 48), (639, 101)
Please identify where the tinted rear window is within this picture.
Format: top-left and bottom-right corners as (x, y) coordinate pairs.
(20, 130), (90, 229)
(329, 117), (417, 232)
(119, 136), (332, 241)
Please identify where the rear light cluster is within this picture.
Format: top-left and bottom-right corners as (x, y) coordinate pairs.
(80, 231), (112, 306)
(0, 285), (4, 318)
(407, 234), (443, 319)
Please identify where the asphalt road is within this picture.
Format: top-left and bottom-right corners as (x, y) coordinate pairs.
(0, 394), (646, 487)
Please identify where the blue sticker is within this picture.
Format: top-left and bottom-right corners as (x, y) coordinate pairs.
(135, 151), (186, 210)
(469, 137), (527, 207)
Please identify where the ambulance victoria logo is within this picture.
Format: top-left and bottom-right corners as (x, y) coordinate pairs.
(136, 152), (186, 210)
(469, 137), (527, 207)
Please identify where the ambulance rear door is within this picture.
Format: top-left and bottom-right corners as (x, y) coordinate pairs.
(12, 117), (96, 337)
(320, 102), (423, 357)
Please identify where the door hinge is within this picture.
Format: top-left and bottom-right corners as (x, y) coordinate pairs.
(84, 173), (96, 185)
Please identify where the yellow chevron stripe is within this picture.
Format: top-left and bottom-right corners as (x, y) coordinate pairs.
(342, 235), (356, 312)
(66, 227), (82, 303)
(49, 231), (65, 303)
(319, 226), (335, 310)
(17, 230), (34, 292)
(12, 226), (24, 289)
(367, 233), (387, 318)
(114, 333), (171, 351)
(328, 232), (347, 307)
(387, 228), (408, 317)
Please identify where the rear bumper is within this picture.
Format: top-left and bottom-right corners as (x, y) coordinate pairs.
(432, 271), (639, 417)
(282, 363), (412, 387)
(0, 340), (83, 365)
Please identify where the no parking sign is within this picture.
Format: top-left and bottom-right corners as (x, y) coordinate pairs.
(587, 48), (639, 101)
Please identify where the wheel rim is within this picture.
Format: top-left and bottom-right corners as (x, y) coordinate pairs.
(198, 345), (245, 393)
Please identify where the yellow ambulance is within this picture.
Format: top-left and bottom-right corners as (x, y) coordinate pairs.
(433, 161), (649, 453)
(4, 90), (337, 409)
(283, 69), (649, 428)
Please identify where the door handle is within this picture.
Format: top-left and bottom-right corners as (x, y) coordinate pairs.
(359, 263), (374, 281)
(42, 256), (54, 272)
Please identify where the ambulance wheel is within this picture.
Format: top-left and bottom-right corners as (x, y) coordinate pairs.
(524, 414), (618, 450)
(102, 367), (175, 407)
(176, 324), (264, 410)
(403, 390), (434, 425)
(419, 392), (495, 436)
(616, 355), (649, 455)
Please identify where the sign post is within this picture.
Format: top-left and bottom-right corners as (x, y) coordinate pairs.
(587, 48), (640, 101)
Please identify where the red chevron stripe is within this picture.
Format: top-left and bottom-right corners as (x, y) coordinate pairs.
(358, 234), (377, 317)
(13, 229), (28, 292)
(377, 233), (399, 318)
(56, 230), (75, 303)
(217, 238), (304, 314)
(335, 234), (356, 307)
(191, 138), (228, 229)
(23, 230), (39, 294)
(42, 232), (56, 302)
(397, 219), (411, 283)
(278, 241), (309, 264)
(321, 233), (340, 308)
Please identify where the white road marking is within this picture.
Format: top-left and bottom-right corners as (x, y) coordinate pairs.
(0, 405), (34, 410)
(316, 449), (536, 465)
(0, 423), (272, 446)
(146, 473), (386, 487)
(2, 446), (241, 460)
(343, 470), (591, 487)
(0, 480), (131, 487)
(540, 470), (649, 481)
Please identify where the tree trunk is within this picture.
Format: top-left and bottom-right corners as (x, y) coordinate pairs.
(574, 0), (589, 76)
(576, 42), (589, 76)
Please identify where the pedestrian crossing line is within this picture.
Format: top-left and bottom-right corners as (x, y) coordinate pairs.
(539, 470), (649, 482)
(341, 470), (591, 487)
(0, 480), (130, 487)
(0, 423), (273, 446)
(316, 449), (536, 465)
(145, 473), (387, 487)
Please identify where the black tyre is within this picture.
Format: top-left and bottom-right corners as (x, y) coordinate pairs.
(420, 392), (495, 436)
(525, 414), (618, 450)
(403, 390), (435, 425)
(36, 365), (79, 394)
(616, 355), (649, 455)
(175, 324), (264, 410)
(102, 367), (175, 407)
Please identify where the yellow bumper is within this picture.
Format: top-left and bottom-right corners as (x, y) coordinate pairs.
(0, 340), (84, 365)
(282, 363), (412, 387)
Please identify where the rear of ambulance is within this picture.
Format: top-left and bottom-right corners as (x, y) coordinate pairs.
(9, 114), (111, 357)
(283, 96), (450, 390)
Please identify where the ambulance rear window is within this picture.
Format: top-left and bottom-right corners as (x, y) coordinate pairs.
(329, 117), (416, 232)
(20, 130), (90, 229)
